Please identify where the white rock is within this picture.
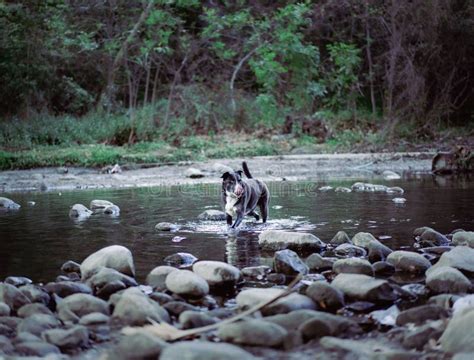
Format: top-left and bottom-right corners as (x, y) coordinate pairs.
(165, 270), (209, 298)
(80, 245), (135, 280)
(192, 261), (241, 286)
(90, 199), (114, 211)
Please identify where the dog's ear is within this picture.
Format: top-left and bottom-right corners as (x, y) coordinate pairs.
(221, 172), (231, 179)
(236, 170), (243, 177)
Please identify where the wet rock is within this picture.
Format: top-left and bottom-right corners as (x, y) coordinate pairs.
(155, 222), (180, 231)
(401, 283), (429, 297)
(333, 257), (374, 276)
(305, 282), (345, 312)
(0, 302), (10, 316)
(163, 301), (199, 317)
(331, 273), (398, 302)
(149, 292), (174, 305)
(45, 281), (92, 298)
(217, 319), (287, 347)
(452, 231), (474, 248)
(146, 266), (178, 291)
(427, 246), (474, 276)
(0, 335), (13, 354)
(185, 167), (204, 178)
(42, 325), (89, 350)
(426, 266), (472, 294)
(330, 231), (352, 245)
(86, 267), (137, 291)
(382, 170), (401, 180)
(402, 320), (445, 350)
(370, 305), (400, 326)
(160, 341), (256, 360)
(241, 266), (271, 280)
(79, 312), (110, 326)
(267, 273), (286, 285)
(18, 314), (61, 336)
(0, 283), (31, 311)
(440, 309), (474, 353)
(90, 199), (114, 211)
(80, 245), (135, 280)
(368, 247), (386, 263)
(165, 270), (209, 298)
(197, 210), (226, 221)
(19, 284), (51, 305)
(17, 303), (53, 318)
(106, 332), (168, 360)
(373, 261), (396, 276)
(0, 197), (21, 210)
(164, 253), (198, 268)
(352, 232), (392, 256)
(236, 288), (316, 315)
(15, 341), (61, 357)
(193, 261), (241, 287)
(95, 280), (127, 300)
(334, 243), (367, 257)
(112, 287), (170, 326)
(386, 251), (431, 273)
(396, 304), (449, 326)
(68, 204), (92, 219)
(259, 230), (326, 252)
(428, 294), (459, 309)
(274, 249), (309, 276)
(414, 226), (435, 236)
(5, 276), (32, 287)
(103, 204), (120, 216)
(419, 228), (450, 246)
(57, 293), (109, 323)
(179, 310), (217, 329)
(335, 187), (351, 193)
(305, 254), (337, 271)
(61, 260), (81, 274)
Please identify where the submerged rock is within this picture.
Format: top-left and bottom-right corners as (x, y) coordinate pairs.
(164, 253), (198, 268)
(193, 261), (241, 287)
(160, 341), (256, 360)
(155, 222), (180, 231)
(197, 209), (226, 221)
(426, 266), (472, 294)
(80, 245), (135, 280)
(258, 230), (326, 252)
(386, 251), (431, 273)
(217, 319), (287, 347)
(274, 249), (309, 275)
(331, 273), (398, 302)
(68, 204), (92, 219)
(165, 270), (209, 298)
(0, 197), (20, 210)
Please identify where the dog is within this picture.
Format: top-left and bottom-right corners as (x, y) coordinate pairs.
(221, 161), (270, 229)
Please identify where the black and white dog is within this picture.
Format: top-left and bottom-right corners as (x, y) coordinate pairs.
(221, 162), (269, 229)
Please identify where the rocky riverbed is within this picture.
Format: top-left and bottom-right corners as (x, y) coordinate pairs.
(1, 210), (474, 359)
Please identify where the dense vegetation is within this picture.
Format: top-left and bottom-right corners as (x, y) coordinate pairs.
(0, 0), (473, 169)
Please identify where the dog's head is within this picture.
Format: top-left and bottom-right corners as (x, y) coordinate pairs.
(221, 170), (244, 196)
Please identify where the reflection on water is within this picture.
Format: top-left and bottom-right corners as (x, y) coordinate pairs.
(0, 174), (473, 282)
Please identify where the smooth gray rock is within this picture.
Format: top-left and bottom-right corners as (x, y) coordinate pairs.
(149, 291), (174, 305)
(45, 281), (92, 298)
(414, 226), (435, 237)
(68, 204), (92, 219)
(155, 222), (179, 231)
(0, 283), (31, 311)
(165, 270), (209, 298)
(330, 231), (352, 245)
(440, 309), (474, 353)
(112, 287), (170, 325)
(80, 245), (135, 280)
(333, 257), (374, 276)
(331, 273), (398, 302)
(42, 325), (89, 350)
(197, 209), (226, 221)
(217, 319), (287, 347)
(103, 204), (120, 216)
(147, 266), (178, 291)
(352, 232), (392, 256)
(95, 280), (127, 300)
(160, 341), (256, 360)
(0, 197), (20, 210)
(387, 251), (431, 273)
(86, 267), (137, 290)
(57, 293), (109, 323)
(193, 261), (241, 287)
(164, 253), (198, 268)
(403, 320), (445, 350)
(17, 314), (60, 336)
(259, 230), (326, 252)
(334, 243), (367, 257)
(427, 246), (474, 276)
(90, 199), (114, 211)
(305, 282), (345, 312)
(426, 266), (472, 294)
(61, 260), (81, 274)
(15, 341), (61, 357)
(241, 266), (271, 280)
(305, 254), (337, 271)
(274, 249), (309, 275)
(19, 284), (50, 305)
(79, 312), (110, 326)
(179, 311), (217, 330)
(0, 302), (10, 316)
(185, 167), (204, 178)
(373, 261), (396, 276)
(163, 301), (200, 317)
(419, 228), (450, 246)
(5, 276), (32, 287)
(0, 335), (13, 353)
(17, 303), (53, 318)
(106, 332), (168, 360)
(396, 304), (449, 326)
(452, 231), (474, 248)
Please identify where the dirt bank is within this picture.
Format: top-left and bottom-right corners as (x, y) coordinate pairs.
(0, 152), (434, 193)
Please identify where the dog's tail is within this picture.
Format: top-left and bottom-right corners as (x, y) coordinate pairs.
(242, 161), (252, 178)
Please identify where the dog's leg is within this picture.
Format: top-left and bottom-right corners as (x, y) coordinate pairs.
(248, 210), (260, 221)
(258, 192), (269, 223)
(231, 211), (244, 228)
(226, 214), (232, 226)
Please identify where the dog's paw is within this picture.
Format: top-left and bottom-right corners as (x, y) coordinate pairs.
(227, 227), (239, 236)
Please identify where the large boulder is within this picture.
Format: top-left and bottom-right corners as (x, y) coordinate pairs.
(217, 319), (287, 347)
(452, 231), (474, 248)
(426, 266), (472, 294)
(274, 249), (309, 275)
(160, 341), (256, 360)
(0, 283), (31, 311)
(0, 197), (20, 210)
(192, 261), (241, 287)
(440, 309), (474, 353)
(258, 230), (326, 252)
(333, 258), (374, 276)
(57, 293), (109, 323)
(352, 232), (392, 256)
(331, 273), (398, 302)
(165, 270), (209, 298)
(80, 245), (135, 280)
(387, 251), (431, 273)
(427, 246), (474, 276)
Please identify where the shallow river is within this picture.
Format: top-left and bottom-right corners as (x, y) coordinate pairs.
(1, 175), (473, 282)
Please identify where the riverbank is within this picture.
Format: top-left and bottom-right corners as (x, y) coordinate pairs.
(0, 152), (434, 193)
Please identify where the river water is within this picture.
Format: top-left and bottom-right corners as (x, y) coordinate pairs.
(0, 175), (473, 282)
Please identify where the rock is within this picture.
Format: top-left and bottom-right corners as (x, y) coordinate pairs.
(90, 199), (114, 211)
(57, 293), (109, 323)
(192, 261), (241, 287)
(179, 311), (217, 329)
(305, 254), (337, 271)
(15, 341), (61, 357)
(387, 186), (404, 194)
(453, 295), (474, 315)
(370, 305), (400, 326)
(185, 167), (204, 178)
(17, 303), (53, 318)
(259, 230), (326, 252)
(146, 266), (178, 291)
(414, 226), (435, 236)
(274, 249), (309, 275)
(42, 325), (89, 350)
(80, 245), (135, 280)
(426, 266), (472, 294)
(164, 253), (198, 268)
(86, 267), (137, 291)
(149, 292), (173, 305)
(267, 273), (286, 285)
(163, 301), (199, 317)
(19, 284), (50, 305)
(440, 308), (474, 353)
(382, 170), (401, 180)
(17, 314), (60, 336)
(103, 204), (120, 216)
(236, 288), (316, 315)
(386, 251), (431, 273)
(217, 319), (287, 347)
(427, 246), (474, 276)
(165, 270), (209, 298)
(0, 197), (20, 210)
(392, 197), (407, 204)
(331, 273), (398, 302)
(106, 332), (168, 360)
(96, 280), (127, 300)
(373, 261), (396, 276)
(61, 260), (81, 273)
(79, 312), (110, 326)
(212, 163), (234, 174)
(396, 304), (449, 326)
(0, 316), (21, 332)
(452, 231), (474, 248)
(45, 281), (92, 297)
(0, 334), (14, 354)
(305, 282), (345, 312)
(0, 283), (31, 311)
(69, 204), (92, 219)
(403, 320), (445, 350)
(352, 232), (392, 256)
(5, 276), (32, 287)
(351, 182), (388, 192)
(419, 228), (450, 246)
(0, 302), (10, 316)
(333, 258), (374, 276)
(428, 294), (459, 309)
(241, 266), (271, 280)
(335, 187), (351, 193)
(197, 210), (226, 221)
(155, 222), (179, 231)
(319, 186), (333, 192)
(330, 231), (352, 245)
(160, 341), (256, 360)
(334, 243), (367, 257)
